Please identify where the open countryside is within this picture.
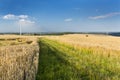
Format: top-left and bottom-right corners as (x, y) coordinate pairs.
(0, 34), (120, 80)
(0, 0), (120, 80)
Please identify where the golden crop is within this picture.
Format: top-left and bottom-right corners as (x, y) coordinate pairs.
(44, 34), (120, 60)
(0, 35), (39, 80)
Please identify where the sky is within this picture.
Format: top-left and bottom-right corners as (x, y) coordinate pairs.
(0, 0), (120, 32)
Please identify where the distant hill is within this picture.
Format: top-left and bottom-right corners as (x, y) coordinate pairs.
(0, 32), (120, 37)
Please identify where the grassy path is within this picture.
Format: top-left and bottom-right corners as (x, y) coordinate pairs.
(36, 38), (80, 80)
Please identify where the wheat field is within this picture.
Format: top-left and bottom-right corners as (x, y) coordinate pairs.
(36, 34), (120, 80)
(46, 34), (120, 51)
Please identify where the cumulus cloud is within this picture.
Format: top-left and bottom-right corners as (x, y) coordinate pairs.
(64, 18), (73, 22)
(89, 12), (120, 20)
(17, 19), (35, 27)
(18, 15), (28, 19)
(3, 14), (35, 26)
(3, 14), (28, 20)
(18, 19), (35, 24)
(3, 14), (17, 20)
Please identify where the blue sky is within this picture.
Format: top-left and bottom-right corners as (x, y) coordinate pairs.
(0, 0), (120, 32)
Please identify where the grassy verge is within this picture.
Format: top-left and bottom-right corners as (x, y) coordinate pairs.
(36, 38), (120, 80)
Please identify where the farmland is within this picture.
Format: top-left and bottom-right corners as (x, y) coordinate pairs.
(0, 34), (120, 80)
(0, 35), (39, 80)
(37, 34), (120, 80)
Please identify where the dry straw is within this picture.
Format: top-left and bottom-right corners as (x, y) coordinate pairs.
(0, 36), (39, 80)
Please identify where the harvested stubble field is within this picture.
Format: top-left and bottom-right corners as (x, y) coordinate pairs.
(0, 35), (39, 80)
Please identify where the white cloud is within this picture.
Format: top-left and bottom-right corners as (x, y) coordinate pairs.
(18, 15), (28, 19)
(3, 14), (35, 26)
(3, 14), (17, 20)
(89, 12), (120, 20)
(18, 19), (35, 26)
(3, 14), (28, 20)
(64, 18), (73, 22)
(19, 19), (35, 24)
